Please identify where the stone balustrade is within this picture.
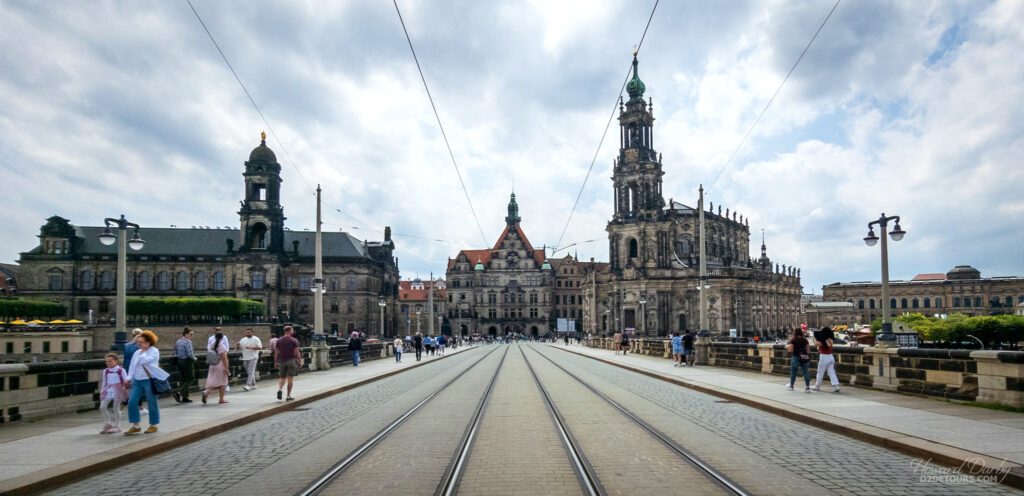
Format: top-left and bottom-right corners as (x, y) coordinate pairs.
(0, 343), (388, 423)
(581, 338), (1024, 408)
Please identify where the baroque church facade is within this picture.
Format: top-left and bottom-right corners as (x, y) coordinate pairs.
(581, 55), (803, 338)
(16, 134), (401, 336)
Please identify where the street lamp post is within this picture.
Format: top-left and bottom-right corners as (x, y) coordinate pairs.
(639, 297), (647, 337)
(416, 308), (422, 335)
(863, 213), (906, 348)
(378, 299), (387, 338)
(98, 215), (145, 353)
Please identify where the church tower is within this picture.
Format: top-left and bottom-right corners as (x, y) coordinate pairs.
(612, 53), (664, 222)
(238, 132), (286, 253)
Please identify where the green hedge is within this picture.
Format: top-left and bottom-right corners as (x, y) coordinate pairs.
(874, 313), (1024, 349)
(126, 297), (265, 318)
(0, 299), (68, 319)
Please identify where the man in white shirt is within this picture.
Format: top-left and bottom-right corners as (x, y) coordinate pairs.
(238, 328), (263, 391)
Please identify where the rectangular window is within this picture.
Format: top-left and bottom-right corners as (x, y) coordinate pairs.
(331, 299), (339, 313)
(557, 280), (562, 287)
(49, 274), (62, 290)
(252, 272), (264, 289)
(24, 342), (32, 353)
(61, 341), (69, 353)
(285, 277), (293, 290)
(530, 308), (538, 318)
(331, 323), (339, 333)
(347, 297), (355, 313)
(346, 277), (356, 290)
(300, 277), (310, 291)
(488, 308), (496, 319)
(99, 300), (109, 313)
(83, 340), (88, 352)
(43, 342), (51, 353)
(6, 342), (13, 354)
(78, 300), (89, 314)
(329, 278), (339, 291)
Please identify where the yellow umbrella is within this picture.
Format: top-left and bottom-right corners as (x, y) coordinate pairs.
(27, 319), (47, 324)
(9, 320), (26, 325)
(65, 319), (84, 324)
(50, 320), (67, 324)
(0, 321), (6, 324)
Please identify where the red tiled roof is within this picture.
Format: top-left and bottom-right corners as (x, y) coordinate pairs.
(398, 280), (446, 301)
(448, 223), (546, 270)
(912, 273), (946, 281)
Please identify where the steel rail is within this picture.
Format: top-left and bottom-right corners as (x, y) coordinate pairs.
(520, 345), (604, 496)
(297, 346), (502, 496)
(527, 345), (751, 496)
(437, 346), (510, 496)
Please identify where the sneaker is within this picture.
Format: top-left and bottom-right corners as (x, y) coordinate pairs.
(201, 393), (208, 405)
(832, 386), (841, 393)
(140, 409), (149, 415)
(810, 385), (821, 392)
(124, 426), (142, 436)
(242, 385), (251, 392)
(144, 426), (158, 434)
(286, 397), (295, 402)
(787, 384), (794, 391)
(100, 424), (112, 434)
(805, 387), (811, 393)
(277, 390), (283, 400)
(173, 392), (181, 403)
(108, 427), (121, 434)
(182, 399), (193, 403)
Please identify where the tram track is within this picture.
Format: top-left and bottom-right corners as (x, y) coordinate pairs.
(522, 344), (751, 496)
(298, 345), (508, 496)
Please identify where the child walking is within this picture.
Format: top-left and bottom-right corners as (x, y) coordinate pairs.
(99, 352), (129, 434)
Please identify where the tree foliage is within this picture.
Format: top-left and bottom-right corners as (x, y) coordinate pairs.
(0, 299), (68, 319)
(126, 297), (265, 318)
(893, 313), (1024, 349)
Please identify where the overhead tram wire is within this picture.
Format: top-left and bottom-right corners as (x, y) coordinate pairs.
(706, 0), (841, 191)
(552, 0), (663, 256)
(183, 0), (317, 198)
(392, 0), (490, 248)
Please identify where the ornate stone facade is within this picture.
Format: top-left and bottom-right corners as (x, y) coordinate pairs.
(581, 55), (803, 338)
(15, 135), (401, 336)
(822, 265), (1024, 323)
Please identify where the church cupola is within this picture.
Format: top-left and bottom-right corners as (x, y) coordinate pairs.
(626, 53), (646, 102)
(239, 132), (286, 253)
(505, 192), (521, 225)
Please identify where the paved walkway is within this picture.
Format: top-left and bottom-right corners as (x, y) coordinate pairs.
(0, 346), (474, 494)
(551, 344), (1024, 467)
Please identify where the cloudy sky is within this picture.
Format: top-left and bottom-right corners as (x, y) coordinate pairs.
(1, 0), (1022, 293)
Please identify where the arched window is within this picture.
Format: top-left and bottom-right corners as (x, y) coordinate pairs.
(195, 271), (207, 290)
(935, 297), (942, 307)
(252, 223), (268, 249)
(901, 298), (908, 309)
(975, 297), (982, 307)
(628, 238), (638, 258)
(126, 271), (135, 290)
(252, 272), (264, 289)
(869, 299), (876, 309)
(964, 297), (972, 308)
(156, 271), (170, 290)
(138, 271), (151, 290)
(1007, 296), (1014, 307)
(890, 298), (897, 309)
(213, 271), (225, 290)
(858, 299), (864, 309)
(954, 297), (961, 307)
(80, 269), (93, 290)
(912, 298), (919, 308)
(924, 297), (931, 308)
(176, 271), (189, 290)
(100, 270), (113, 290)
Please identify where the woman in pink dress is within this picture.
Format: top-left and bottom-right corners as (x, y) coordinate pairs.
(203, 332), (230, 404)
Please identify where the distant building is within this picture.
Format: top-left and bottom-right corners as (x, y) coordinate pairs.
(14, 134), (401, 336)
(822, 265), (1024, 322)
(803, 301), (858, 329)
(398, 277), (446, 335)
(0, 263), (17, 298)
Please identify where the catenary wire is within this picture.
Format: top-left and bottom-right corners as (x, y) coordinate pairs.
(183, 0), (317, 197)
(392, 0), (490, 248)
(706, 0), (841, 191)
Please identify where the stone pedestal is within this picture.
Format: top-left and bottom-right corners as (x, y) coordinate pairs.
(864, 346), (900, 392)
(695, 336), (712, 365)
(972, 351), (1024, 408)
(308, 343), (331, 372)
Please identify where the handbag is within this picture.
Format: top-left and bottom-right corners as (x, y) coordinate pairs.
(206, 350), (221, 366)
(142, 364), (172, 394)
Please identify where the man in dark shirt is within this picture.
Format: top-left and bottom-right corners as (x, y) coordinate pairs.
(682, 331), (695, 367)
(413, 332), (424, 361)
(275, 326), (301, 401)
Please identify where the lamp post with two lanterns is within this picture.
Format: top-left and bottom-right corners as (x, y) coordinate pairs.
(863, 213), (906, 348)
(378, 298), (387, 338)
(98, 215), (145, 353)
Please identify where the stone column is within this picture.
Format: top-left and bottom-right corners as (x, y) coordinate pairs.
(695, 335), (712, 365)
(757, 343), (774, 374)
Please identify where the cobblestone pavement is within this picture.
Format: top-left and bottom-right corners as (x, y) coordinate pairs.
(528, 344), (1023, 496)
(44, 346), (494, 496)
(456, 346), (584, 496)
(523, 345), (730, 496)
(318, 347), (507, 496)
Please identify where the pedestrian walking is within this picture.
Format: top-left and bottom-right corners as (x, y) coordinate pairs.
(393, 337), (403, 363)
(99, 352), (129, 434)
(621, 332), (630, 354)
(275, 326), (301, 401)
(414, 332), (424, 361)
(437, 334), (447, 355)
(787, 328), (811, 392)
(348, 331), (362, 366)
(812, 326), (840, 392)
(122, 329), (147, 415)
(203, 331), (230, 405)
(612, 332), (623, 355)
(269, 331), (280, 366)
(683, 330), (695, 366)
(124, 330), (168, 435)
(670, 333), (683, 367)
(427, 335), (436, 356)
(173, 327), (196, 403)
(238, 328), (262, 391)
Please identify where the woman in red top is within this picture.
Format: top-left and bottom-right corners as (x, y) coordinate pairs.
(786, 328), (811, 392)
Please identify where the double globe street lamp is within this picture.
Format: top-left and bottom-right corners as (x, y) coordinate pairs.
(98, 215), (145, 352)
(863, 213), (906, 347)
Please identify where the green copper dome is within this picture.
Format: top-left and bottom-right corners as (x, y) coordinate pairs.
(474, 258), (485, 271)
(541, 259), (552, 270)
(626, 54), (645, 100)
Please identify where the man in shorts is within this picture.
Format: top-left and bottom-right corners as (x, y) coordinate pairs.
(275, 326), (301, 402)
